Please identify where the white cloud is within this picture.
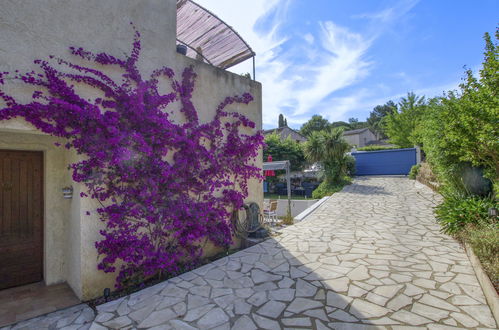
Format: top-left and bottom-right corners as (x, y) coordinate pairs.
(195, 0), (422, 128)
(353, 0), (420, 29)
(319, 89), (372, 122)
(291, 22), (373, 116)
(194, 0), (288, 74)
(304, 33), (314, 44)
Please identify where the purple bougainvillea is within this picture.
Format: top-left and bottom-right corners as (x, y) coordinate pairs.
(0, 28), (264, 288)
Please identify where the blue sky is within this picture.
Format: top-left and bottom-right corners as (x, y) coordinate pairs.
(196, 0), (498, 129)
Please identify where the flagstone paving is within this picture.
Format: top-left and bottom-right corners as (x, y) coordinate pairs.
(3, 176), (497, 329)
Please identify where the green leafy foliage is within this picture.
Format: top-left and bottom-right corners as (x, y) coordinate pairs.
(416, 29), (498, 191)
(299, 114), (330, 137)
(384, 92), (427, 148)
(416, 27), (499, 291)
(281, 212), (294, 225)
(367, 101), (397, 139)
(347, 117), (369, 130)
(312, 178), (351, 199)
(345, 155), (356, 176)
(305, 127), (351, 184)
(329, 121), (351, 132)
(408, 164), (421, 179)
(356, 145), (399, 151)
(263, 132), (306, 171)
(278, 113), (288, 128)
(299, 115), (371, 137)
(435, 193), (497, 234)
(304, 127), (353, 199)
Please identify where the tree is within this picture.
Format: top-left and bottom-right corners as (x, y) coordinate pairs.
(347, 117), (368, 130)
(330, 121), (350, 129)
(305, 127), (350, 184)
(299, 115), (330, 137)
(348, 117), (359, 125)
(367, 100), (397, 138)
(263, 132), (306, 171)
(330, 121), (352, 132)
(384, 92), (427, 148)
(278, 114), (286, 128)
(453, 30), (499, 183)
(417, 29), (499, 188)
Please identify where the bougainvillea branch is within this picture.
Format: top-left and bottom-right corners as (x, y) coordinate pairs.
(0, 27), (264, 287)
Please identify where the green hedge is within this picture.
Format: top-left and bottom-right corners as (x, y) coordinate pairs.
(408, 164), (420, 179)
(312, 178), (351, 199)
(356, 145), (399, 151)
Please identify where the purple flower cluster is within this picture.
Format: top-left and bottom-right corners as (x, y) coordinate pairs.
(0, 29), (264, 288)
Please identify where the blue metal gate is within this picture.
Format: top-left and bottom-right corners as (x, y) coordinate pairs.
(351, 148), (417, 175)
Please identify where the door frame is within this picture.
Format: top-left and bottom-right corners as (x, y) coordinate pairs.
(0, 149), (44, 288)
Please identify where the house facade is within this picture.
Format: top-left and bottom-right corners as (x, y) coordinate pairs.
(263, 126), (308, 143)
(343, 128), (377, 148)
(0, 0), (262, 300)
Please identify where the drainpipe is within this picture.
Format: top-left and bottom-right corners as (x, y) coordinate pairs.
(252, 56), (256, 81)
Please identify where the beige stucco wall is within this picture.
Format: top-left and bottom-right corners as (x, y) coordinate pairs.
(0, 0), (262, 300)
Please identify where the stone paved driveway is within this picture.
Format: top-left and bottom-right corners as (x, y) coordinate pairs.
(4, 176), (497, 329)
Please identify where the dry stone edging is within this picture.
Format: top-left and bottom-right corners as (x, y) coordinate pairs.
(464, 242), (499, 325)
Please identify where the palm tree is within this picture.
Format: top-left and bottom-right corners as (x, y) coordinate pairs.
(305, 127), (350, 184)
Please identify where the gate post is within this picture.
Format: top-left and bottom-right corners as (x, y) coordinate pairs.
(415, 145), (422, 164)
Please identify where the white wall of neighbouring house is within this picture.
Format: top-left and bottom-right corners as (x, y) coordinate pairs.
(359, 130), (377, 147)
(344, 134), (360, 148)
(0, 0), (262, 300)
(344, 130), (378, 148)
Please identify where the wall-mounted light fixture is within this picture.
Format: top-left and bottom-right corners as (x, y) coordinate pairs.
(176, 44), (187, 55)
(62, 186), (73, 199)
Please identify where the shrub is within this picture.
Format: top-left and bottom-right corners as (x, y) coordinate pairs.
(408, 164), (421, 179)
(435, 193), (497, 234)
(356, 145), (398, 151)
(345, 155), (356, 176)
(281, 212), (294, 225)
(312, 178), (351, 199)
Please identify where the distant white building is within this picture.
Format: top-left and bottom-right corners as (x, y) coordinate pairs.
(263, 126), (308, 143)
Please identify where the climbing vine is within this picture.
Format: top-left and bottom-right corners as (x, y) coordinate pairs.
(0, 28), (264, 288)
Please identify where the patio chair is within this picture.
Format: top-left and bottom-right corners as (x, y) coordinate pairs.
(263, 200), (278, 225)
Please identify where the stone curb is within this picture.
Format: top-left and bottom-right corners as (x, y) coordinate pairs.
(293, 196), (330, 222)
(464, 242), (499, 327)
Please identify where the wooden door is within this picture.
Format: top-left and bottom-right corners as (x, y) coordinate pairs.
(0, 150), (43, 290)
